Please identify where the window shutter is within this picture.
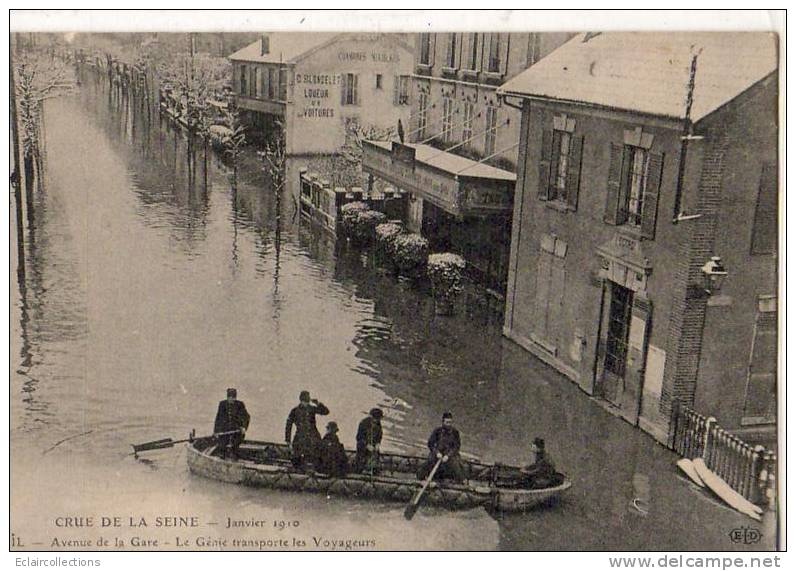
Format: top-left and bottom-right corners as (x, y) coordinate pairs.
(604, 143), (628, 225)
(340, 75), (347, 105)
(566, 135), (584, 210)
(640, 152), (664, 239)
(751, 162), (778, 255)
(353, 74), (359, 105)
(533, 250), (553, 339)
(393, 75), (399, 105)
(538, 129), (554, 200)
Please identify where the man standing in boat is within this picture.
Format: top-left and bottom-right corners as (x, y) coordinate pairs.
(520, 437), (557, 489)
(285, 391), (330, 469)
(417, 412), (465, 483)
(354, 407), (383, 474)
(213, 388), (250, 459)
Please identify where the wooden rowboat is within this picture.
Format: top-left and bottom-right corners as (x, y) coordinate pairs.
(187, 437), (571, 513)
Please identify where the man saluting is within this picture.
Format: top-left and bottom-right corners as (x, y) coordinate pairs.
(417, 412), (465, 483)
(285, 391), (330, 469)
(213, 388), (250, 459)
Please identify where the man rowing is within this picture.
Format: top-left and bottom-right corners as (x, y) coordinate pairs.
(417, 412), (465, 483)
(213, 388), (250, 459)
(285, 390), (330, 469)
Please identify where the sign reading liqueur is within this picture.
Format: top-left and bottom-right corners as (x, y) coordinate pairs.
(296, 73), (339, 119)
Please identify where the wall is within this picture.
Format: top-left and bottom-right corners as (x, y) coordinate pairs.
(288, 35), (414, 155)
(692, 76), (778, 437)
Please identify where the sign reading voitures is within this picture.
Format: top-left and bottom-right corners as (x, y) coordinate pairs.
(296, 73), (339, 119)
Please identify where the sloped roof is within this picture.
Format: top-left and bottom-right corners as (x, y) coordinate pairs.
(367, 141), (516, 181)
(228, 33), (341, 64)
(498, 32), (778, 122)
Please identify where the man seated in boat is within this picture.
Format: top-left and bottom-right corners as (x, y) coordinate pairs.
(213, 388), (250, 459)
(417, 412), (465, 483)
(317, 421), (349, 478)
(520, 437), (557, 489)
(285, 391), (330, 469)
(353, 408), (383, 474)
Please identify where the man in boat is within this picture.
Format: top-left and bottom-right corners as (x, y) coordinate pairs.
(213, 388), (250, 459)
(317, 421), (349, 478)
(285, 390), (330, 469)
(353, 408), (383, 474)
(520, 437), (557, 489)
(417, 412), (465, 483)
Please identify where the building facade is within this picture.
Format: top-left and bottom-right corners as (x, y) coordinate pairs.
(499, 33), (778, 443)
(363, 32), (574, 292)
(229, 33), (414, 155)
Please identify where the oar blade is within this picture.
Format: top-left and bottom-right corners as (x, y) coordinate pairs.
(132, 438), (174, 453)
(403, 502), (419, 521)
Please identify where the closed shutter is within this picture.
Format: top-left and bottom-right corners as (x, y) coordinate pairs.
(621, 296), (652, 424)
(744, 308), (777, 423)
(750, 162), (778, 255)
(353, 74), (359, 106)
(538, 129), (554, 200)
(340, 74), (347, 105)
(640, 152), (664, 239)
(566, 134), (584, 210)
(549, 257), (566, 349)
(604, 143), (629, 225)
(393, 75), (399, 105)
(533, 250), (553, 338)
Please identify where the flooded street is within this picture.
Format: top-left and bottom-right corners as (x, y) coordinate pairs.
(10, 71), (776, 551)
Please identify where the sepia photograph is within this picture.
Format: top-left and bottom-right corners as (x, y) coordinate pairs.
(7, 9), (784, 557)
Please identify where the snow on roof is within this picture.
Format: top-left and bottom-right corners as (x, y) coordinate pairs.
(368, 141), (516, 181)
(498, 32), (778, 122)
(228, 33), (341, 64)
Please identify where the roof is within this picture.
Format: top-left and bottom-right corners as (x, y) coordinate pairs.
(498, 32), (778, 122)
(228, 33), (341, 64)
(367, 141), (516, 181)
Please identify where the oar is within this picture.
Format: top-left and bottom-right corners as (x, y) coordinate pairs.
(404, 456), (443, 520)
(131, 429), (240, 457)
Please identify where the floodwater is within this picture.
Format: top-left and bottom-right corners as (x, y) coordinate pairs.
(10, 70), (777, 551)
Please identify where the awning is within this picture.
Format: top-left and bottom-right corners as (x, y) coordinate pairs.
(362, 140), (516, 218)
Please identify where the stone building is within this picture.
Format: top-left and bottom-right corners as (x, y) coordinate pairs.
(362, 32), (574, 292)
(229, 33), (414, 154)
(498, 32), (778, 443)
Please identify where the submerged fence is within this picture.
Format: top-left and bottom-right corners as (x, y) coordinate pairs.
(669, 402), (776, 506)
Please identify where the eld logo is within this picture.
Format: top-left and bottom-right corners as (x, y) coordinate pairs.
(729, 526), (762, 544)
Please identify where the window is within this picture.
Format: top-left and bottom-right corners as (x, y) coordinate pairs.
(249, 66), (256, 97)
(393, 75), (410, 105)
(375, 74), (383, 89)
(341, 73), (359, 106)
(462, 100), (474, 145)
(278, 68), (288, 101)
(750, 162), (777, 255)
(538, 117), (584, 209)
(267, 67), (276, 99)
(442, 96), (454, 143)
(604, 138), (664, 239)
(487, 33), (502, 73)
(419, 33), (432, 66)
(254, 67), (262, 98)
(742, 296), (777, 425)
(445, 33), (457, 68)
(484, 104), (498, 156)
(604, 284), (634, 377)
(239, 65), (247, 95)
(465, 33), (480, 71)
(418, 91), (428, 139)
(625, 146), (649, 226)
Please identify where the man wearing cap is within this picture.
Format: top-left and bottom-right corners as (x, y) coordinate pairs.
(317, 421), (349, 478)
(213, 388), (250, 459)
(520, 437), (557, 488)
(417, 412), (465, 483)
(354, 408), (383, 474)
(285, 391), (330, 469)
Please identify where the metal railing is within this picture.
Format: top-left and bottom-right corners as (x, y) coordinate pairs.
(669, 402), (776, 506)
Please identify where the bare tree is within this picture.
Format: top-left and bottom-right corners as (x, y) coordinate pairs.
(221, 101), (246, 186)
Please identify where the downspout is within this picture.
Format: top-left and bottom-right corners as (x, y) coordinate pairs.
(672, 50), (703, 223)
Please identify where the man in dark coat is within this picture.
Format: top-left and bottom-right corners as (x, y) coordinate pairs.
(213, 388), (250, 459)
(520, 437), (557, 489)
(317, 421), (349, 478)
(353, 408), (383, 474)
(417, 412), (465, 483)
(285, 390), (330, 469)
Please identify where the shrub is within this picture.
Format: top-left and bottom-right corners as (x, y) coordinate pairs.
(375, 222), (403, 250)
(340, 201), (370, 238)
(340, 202), (385, 244)
(427, 253), (466, 314)
(392, 233), (429, 277)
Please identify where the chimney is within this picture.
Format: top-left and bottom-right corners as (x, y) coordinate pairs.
(261, 35), (270, 56)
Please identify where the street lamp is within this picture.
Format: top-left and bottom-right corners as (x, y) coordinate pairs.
(701, 256), (728, 295)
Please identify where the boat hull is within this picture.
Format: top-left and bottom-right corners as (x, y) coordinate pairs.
(186, 439), (571, 513)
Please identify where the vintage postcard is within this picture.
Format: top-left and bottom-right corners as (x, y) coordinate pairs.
(8, 10), (784, 556)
